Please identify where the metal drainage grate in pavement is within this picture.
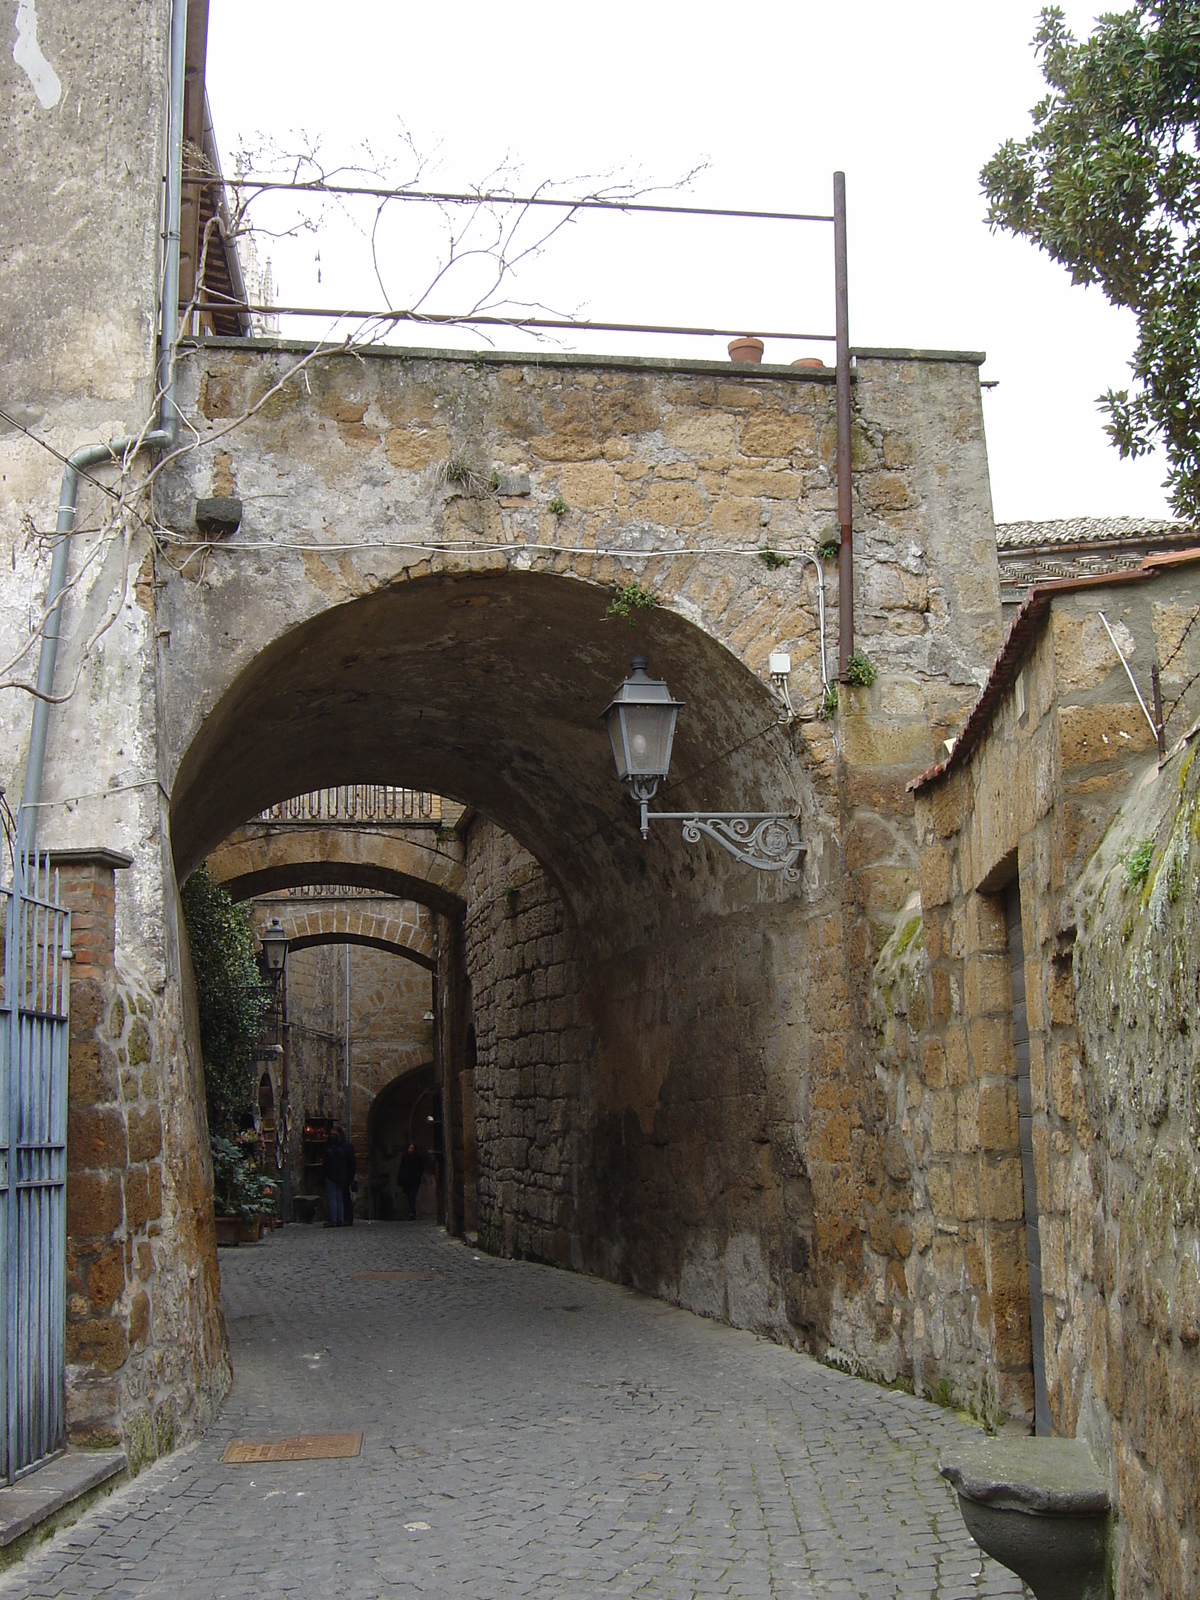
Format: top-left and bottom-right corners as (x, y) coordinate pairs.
(223, 1434), (363, 1464)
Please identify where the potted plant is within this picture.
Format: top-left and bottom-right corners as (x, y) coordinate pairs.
(211, 1134), (278, 1246)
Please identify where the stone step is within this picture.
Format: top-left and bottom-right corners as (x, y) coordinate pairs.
(0, 1449), (126, 1567)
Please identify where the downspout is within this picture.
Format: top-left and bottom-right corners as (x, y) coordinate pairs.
(833, 170), (853, 680)
(16, 0), (188, 860)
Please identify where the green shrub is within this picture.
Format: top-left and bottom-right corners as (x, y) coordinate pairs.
(547, 495), (568, 516)
(817, 537), (841, 562)
(759, 548), (790, 570)
(1122, 836), (1155, 894)
(819, 683), (839, 720)
(606, 581), (658, 622)
(845, 650), (878, 688)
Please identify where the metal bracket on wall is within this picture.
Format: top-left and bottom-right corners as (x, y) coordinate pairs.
(638, 806), (805, 879)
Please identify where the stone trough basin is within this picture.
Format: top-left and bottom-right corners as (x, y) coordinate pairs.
(939, 1438), (1110, 1600)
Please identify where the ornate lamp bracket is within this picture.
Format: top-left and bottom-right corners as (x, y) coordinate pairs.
(628, 781), (804, 880)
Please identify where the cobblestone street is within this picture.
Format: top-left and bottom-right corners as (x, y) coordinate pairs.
(0, 1226), (1025, 1599)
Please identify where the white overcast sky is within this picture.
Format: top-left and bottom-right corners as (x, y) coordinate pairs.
(206, 1), (1174, 526)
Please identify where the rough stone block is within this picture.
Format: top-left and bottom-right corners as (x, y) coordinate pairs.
(67, 1171), (124, 1238)
(1059, 699), (1157, 769)
(66, 1315), (128, 1374)
(86, 1243), (126, 1313)
(68, 1107), (128, 1172)
(69, 1037), (121, 1108)
(953, 1159), (979, 1222)
(930, 1091), (957, 1155)
(918, 846), (952, 908)
(968, 1015), (1013, 1079)
(978, 1080), (1018, 1151)
(980, 1157), (1024, 1221)
(127, 1106), (163, 1163)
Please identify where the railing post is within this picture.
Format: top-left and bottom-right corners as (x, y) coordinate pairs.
(834, 171), (853, 680)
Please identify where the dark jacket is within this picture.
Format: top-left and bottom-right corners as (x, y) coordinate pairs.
(323, 1135), (346, 1186)
(342, 1136), (357, 1187)
(398, 1147), (424, 1195)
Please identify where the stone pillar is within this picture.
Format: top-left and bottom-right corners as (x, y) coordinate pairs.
(50, 847), (146, 1448)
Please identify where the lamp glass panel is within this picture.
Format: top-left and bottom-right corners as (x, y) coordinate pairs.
(621, 703), (677, 778)
(604, 706), (631, 780)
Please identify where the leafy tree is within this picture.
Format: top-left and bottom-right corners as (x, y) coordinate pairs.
(981, 3), (1200, 516)
(180, 865), (271, 1134)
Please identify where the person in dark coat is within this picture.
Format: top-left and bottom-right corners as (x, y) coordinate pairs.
(341, 1131), (357, 1227)
(397, 1142), (424, 1220)
(323, 1126), (345, 1227)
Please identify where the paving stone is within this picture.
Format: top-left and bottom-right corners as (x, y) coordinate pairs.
(0, 1224), (1028, 1597)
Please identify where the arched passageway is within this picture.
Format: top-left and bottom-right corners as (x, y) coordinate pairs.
(248, 900), (436, 970)
(172, 567), (854, 1356)
(367, 1064), (439, 1221)
(207, 824), (465, 914)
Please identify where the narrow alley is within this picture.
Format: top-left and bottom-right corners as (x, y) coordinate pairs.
(0, 1227), (1022, 1599)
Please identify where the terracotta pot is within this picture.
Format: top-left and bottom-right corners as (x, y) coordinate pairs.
(792, 357), (826, 369)
(214, 1215), (239, 1248)
(237, 1217), (264, 1244)
(727, 336), (764, 364)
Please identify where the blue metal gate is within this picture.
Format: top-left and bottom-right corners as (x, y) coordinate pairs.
(0, 852), (70, 1482)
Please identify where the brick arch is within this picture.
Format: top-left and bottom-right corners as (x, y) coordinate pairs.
(251, 901), (435, 970)
(206, 825), (465, 916)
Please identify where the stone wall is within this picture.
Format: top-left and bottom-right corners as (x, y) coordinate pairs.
(460, 822), (590, 1265)
(898, 578), (1177, 1424)
(1069, 725), (1200, 1600)
(59, 851), (228, 1471)
(885, 558), (1200, 1599)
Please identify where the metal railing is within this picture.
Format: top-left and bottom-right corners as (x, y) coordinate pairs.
(258, 787), (440, 825)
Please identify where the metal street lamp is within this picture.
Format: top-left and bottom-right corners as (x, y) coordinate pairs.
(260, 917), (289, 978)
(603, 658), (805, 878)
(601, 656), (682, 827)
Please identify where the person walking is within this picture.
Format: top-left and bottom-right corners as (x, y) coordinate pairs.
(323, 1124), (345, 1227)
(397, 1141), (424, 1221)
(341, 1128), (357, 1227)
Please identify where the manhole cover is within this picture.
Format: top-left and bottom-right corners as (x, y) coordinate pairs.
(351, 1270), (442, 1283)
(223, 1433), (363, 1463)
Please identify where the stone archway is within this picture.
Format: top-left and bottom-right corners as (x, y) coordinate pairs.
(166, 567), (849, 1355)
(367, 1064), (438, 1221)
(207, 825), (465, 915)
(247, 900), (436, 970)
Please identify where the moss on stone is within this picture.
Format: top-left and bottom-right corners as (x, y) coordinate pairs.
(123, 1409), (156, 1477)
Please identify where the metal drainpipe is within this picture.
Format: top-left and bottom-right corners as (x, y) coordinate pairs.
(833, 171), (853, 680)
(16, 0), (188, 860)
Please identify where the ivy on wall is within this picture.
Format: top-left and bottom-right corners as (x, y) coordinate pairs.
(180, 865), (271, 1134)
